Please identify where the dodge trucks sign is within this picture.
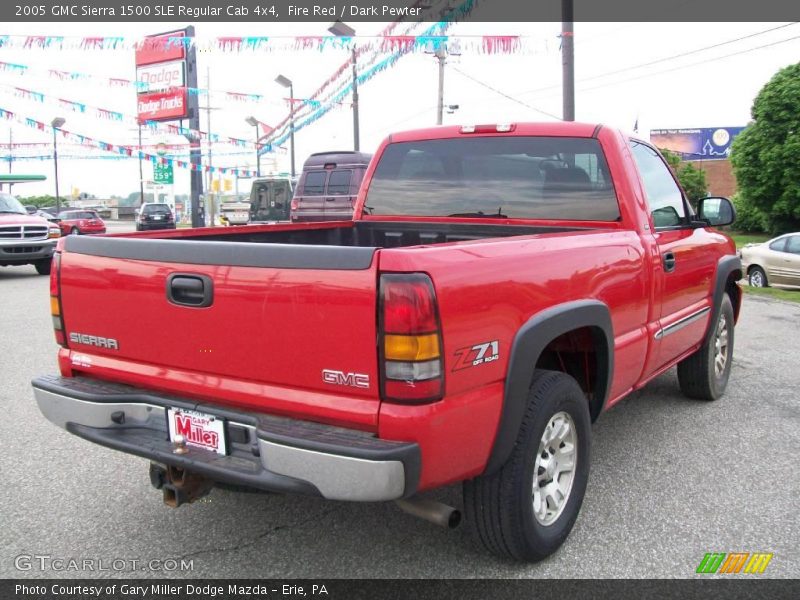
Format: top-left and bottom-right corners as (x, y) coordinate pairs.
(137, 89), (187, 121)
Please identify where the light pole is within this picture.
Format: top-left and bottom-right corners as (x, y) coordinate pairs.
(275, 74), (296, 177)
(51, 117), (65, 213)
(328, 21), (359, 151)
(245, 116), (261, 177)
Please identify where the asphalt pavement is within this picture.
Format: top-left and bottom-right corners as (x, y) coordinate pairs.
(1, 264), (797, 579)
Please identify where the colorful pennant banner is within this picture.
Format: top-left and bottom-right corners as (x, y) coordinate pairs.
(0, 107), (261, 178)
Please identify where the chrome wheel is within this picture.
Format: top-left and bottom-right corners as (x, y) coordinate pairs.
(532, 411), (577, 526)
(749, 270), (764, 287)
(714, 313), (729, 378)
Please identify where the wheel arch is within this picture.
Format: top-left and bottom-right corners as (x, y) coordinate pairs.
(484, 300), (613, 475)
(711, 255), (743, 330)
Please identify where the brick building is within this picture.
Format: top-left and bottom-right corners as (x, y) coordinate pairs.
(686, 159), (738, 197)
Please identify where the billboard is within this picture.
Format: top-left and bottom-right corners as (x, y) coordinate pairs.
(135, 29), (189, 122)
(649, 127), (745, 161)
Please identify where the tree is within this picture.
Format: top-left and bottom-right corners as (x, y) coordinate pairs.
(658, 148), (708, 206)
(731, 62), (800, 235)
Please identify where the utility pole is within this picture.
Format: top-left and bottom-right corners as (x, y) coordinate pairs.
(351, 46), (360, 151)
(185, 25), (204, 228)
(138, 125), (145, 206)
(561, 0), (575, 122)
(436, 46), (446, 125)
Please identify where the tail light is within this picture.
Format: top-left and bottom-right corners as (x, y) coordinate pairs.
(379, 273), (443, 403)
(290, 198), (299, 211)
(50, 252), (68, 348)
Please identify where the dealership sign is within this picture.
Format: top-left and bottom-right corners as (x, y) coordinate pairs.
(135, 30), (189, 122)
(134, 32), (186, 66)
(136, 60), (185, 93)
(137, 89), (187, 121)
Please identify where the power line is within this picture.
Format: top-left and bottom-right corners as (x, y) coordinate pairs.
(518, 22), (798, 97)
(571, 33), (800, 97)
(450, 66), (561, 120)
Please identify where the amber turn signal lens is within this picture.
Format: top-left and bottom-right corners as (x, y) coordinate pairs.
(384, 333), (440, 362)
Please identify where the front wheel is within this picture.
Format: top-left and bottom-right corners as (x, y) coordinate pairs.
(464, 370), (591, 561)
(748, 266), (768, 288)
(677, 294), (735, 400)
(34, 259), (52, 275)
(70, 227), (79, 235)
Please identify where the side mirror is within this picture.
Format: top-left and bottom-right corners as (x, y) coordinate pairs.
(697, 196), (736, 227)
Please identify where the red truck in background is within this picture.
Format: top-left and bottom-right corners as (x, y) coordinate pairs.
(32, 122), (741, 562)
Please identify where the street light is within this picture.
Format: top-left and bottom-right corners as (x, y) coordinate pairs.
(245, 116), (261, 177)
(51, 117), (65, 213)
(275, 74), (296, 178)
(327, 21), (359, 151)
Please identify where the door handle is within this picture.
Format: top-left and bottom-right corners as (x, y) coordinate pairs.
(325, 197), (336, 202)
(167, 274), (213, 307)
(662, 251), (676, 273)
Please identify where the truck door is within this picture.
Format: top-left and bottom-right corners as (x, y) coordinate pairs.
(629, 140), (718, 374)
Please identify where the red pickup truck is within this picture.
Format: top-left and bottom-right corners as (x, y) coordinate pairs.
(32, 122), (741, 561)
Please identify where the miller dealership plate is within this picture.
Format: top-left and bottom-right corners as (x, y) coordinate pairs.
(167, 408), (226, 455)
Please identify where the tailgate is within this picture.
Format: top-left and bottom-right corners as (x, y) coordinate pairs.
(58, 235), (381, 425)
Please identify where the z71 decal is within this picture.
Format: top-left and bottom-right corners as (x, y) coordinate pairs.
(452, 340), (500, 371)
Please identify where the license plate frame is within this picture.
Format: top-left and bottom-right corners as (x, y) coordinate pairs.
(167, 408), (227, 455)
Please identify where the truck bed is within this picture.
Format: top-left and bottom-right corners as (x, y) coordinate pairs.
(67, 221), (592, 270)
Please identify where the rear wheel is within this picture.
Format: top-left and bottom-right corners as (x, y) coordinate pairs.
(677, 294), (735, 400)
(70, 227), (79, 235)
(748, 266), (768, 288)
(34, 259), (52, 275)
(464, 369), (591, 561)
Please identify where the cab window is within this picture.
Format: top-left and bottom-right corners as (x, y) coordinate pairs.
(629, 140), (686, 228)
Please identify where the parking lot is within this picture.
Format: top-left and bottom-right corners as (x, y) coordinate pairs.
(1, 264), (798, 579)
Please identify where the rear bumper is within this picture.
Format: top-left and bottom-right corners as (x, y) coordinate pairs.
(31, 375), (419, 502)
(137, 222), (176, 230)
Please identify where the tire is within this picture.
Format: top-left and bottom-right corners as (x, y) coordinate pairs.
(748, 266), (768, 288)
(677, 294), (735, 401)
(34, 259), (52, 275)
(464, 369), (591, 561)
(70, 227), (80, 235)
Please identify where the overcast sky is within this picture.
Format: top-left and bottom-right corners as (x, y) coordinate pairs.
(1, 20), (798, 198)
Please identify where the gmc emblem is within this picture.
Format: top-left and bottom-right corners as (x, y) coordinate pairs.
(322, 369), (370, 389)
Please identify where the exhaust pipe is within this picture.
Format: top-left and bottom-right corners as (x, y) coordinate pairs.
(395, 498), (461, 529)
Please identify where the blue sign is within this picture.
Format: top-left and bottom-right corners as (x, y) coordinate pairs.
(650, 127), (746, 161)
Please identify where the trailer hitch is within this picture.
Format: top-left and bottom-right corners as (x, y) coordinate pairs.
(149, 463), (214, 508)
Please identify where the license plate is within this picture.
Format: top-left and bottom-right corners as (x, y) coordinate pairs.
(167, 408), (226, 455)
(154, 215), (163, 220)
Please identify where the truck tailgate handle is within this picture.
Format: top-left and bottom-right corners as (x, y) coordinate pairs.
(167, 274), (213, 308)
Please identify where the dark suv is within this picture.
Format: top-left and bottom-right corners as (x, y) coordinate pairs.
(290, 151), (371, 222)
(137, 203), (176, 231)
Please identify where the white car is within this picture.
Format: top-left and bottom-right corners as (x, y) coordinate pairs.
(740, 233), (800, 288)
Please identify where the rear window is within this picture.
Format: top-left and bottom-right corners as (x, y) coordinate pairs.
(364, 136), (620, 221)
(143, 204), (171, 214)
(327, 170), (353, 195)
(59, 211), (96, 219)
(302, 172), (327, 196)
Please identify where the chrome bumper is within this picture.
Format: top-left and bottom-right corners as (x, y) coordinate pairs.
(32, 375), (419, 502)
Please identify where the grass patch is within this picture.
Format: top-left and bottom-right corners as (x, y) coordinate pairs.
(728, 231), (771, 249)
(741, 284), (800, 303)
